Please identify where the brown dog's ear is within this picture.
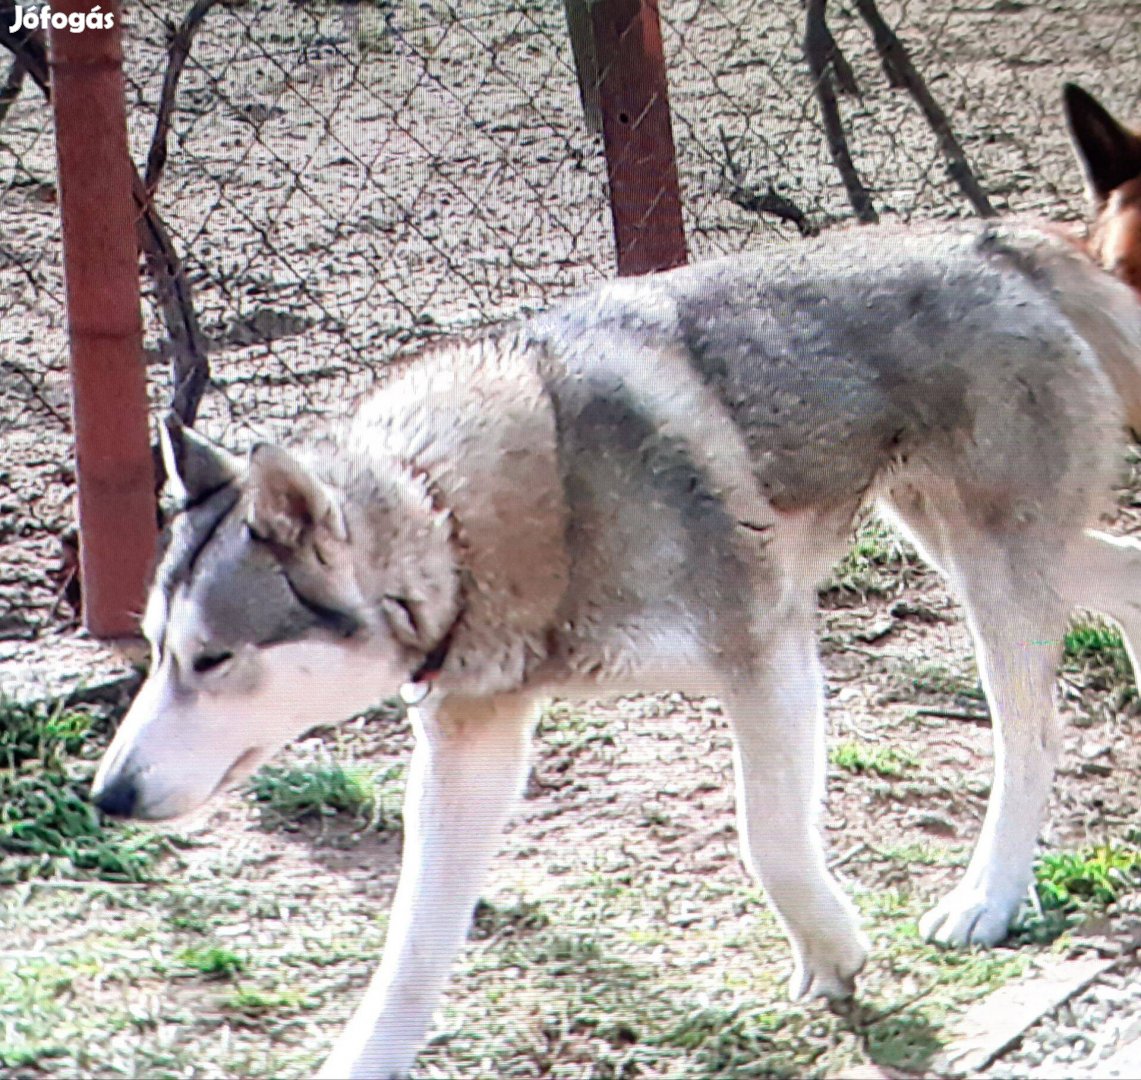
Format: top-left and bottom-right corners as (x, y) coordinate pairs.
(160, 413), (241, 504)
(1063, 83), (1141, 205)
(246, 442), (347, 551)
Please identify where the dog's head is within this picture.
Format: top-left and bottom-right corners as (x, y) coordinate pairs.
(1064, 83), (1141, 293)
(91, 416), (458, 821)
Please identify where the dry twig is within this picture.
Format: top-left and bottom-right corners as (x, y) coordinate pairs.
(717, 127), (816, 236)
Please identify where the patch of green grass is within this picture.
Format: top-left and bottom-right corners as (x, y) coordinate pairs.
(0, 684), (1050, 1079)
(859, 887), (1029, 993)
(653, 1004), (809, 1078)
(0, 1041), (66, 1070)
(857, 886), (914, 922)
(1011, 843), (1141, 944)
(245, 759), (399, 831)
(0, 697), (172, 883)
(876, 842), (966, 868)
(929, 948), (1029, 990)
(1063, 619), (1135, 708)
(1035, 843), (1141, 911)
(428, 859), (1042, 1080)
(0, 697), (92, 769)
(821, 516), (920, 600)
(0, 776), (167, 881)
(830, 740), (917, 779)
(861, 1009), (944, 1073)
(168, 912), (213, 933)
(1064, 620), (1131, 676)
(177, 945), (245, 980)
(0, 957), (74, 1068)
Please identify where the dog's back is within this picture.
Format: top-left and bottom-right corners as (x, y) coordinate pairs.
(532, 221), (1130, 527)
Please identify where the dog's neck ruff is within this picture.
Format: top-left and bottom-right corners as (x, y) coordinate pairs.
(396, 456), (467, 705)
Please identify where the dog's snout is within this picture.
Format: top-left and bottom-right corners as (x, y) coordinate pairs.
(93, 775), (140, 819)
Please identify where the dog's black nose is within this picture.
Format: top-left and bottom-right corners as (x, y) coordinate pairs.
(93, 776), (139, 818)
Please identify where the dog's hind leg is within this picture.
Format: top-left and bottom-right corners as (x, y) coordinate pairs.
(317, 692), (539, 1080)
(883, 498), (1070, 948)
(1061, 529), (1141, 676)
(723, 592), (869, 1001)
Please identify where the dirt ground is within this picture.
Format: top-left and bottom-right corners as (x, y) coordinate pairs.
(3, 1), (1141, 1077)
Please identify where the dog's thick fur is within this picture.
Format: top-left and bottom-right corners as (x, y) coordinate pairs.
(92, 85), (1141, 1078)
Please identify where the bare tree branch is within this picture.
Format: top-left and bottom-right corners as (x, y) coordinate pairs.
(145, 0), (221, 192)
(136, 0), (225, 433)
(718, 126), (817, 236)
(854, 0), (996, 217)
(815, 13), (860, 96)
(0, 0), (49, 97)
(0, 54), (27, 124)
(1, 9), (213, 441)
(804, 0), (878, 223)
(132, 173), (210, 434)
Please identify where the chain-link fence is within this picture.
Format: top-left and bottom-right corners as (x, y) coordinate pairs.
(665, 0), (1141, 254)
(2, 0), (1140, 641)
(0, 18), (70, 643)
(122, 0), (614, 442)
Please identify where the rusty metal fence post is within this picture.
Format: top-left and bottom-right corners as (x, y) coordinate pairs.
(49, 0), (155, 638)
(579, 0), (687, 276)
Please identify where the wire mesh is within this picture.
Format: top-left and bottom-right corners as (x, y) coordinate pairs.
(0, 40), (71, 642)
(122, 0), (612, 444)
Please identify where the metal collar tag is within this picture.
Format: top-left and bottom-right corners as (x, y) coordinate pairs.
(399, 681), (432, 706)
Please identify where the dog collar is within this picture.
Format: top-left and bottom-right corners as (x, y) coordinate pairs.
(395, 459), (466, 707)
(399, 613), (460, 705)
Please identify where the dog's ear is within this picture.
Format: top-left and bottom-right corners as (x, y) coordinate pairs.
(246, 442), (347, 550)
(1063, 83), (1141, 205)
(160, 413), (241, 504)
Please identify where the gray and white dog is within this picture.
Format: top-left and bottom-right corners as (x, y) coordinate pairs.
(93, 85), (1141, 1077)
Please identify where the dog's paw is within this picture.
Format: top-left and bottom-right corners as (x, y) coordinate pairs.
(788, 925), (869, 1002)
(918, 888), (1017, 948)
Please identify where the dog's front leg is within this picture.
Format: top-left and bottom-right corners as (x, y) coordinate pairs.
(318, 693), (539, 1080)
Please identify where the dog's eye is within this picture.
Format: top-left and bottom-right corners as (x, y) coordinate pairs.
(192, 650), (234, 675)
(382, 594), (421, 643)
